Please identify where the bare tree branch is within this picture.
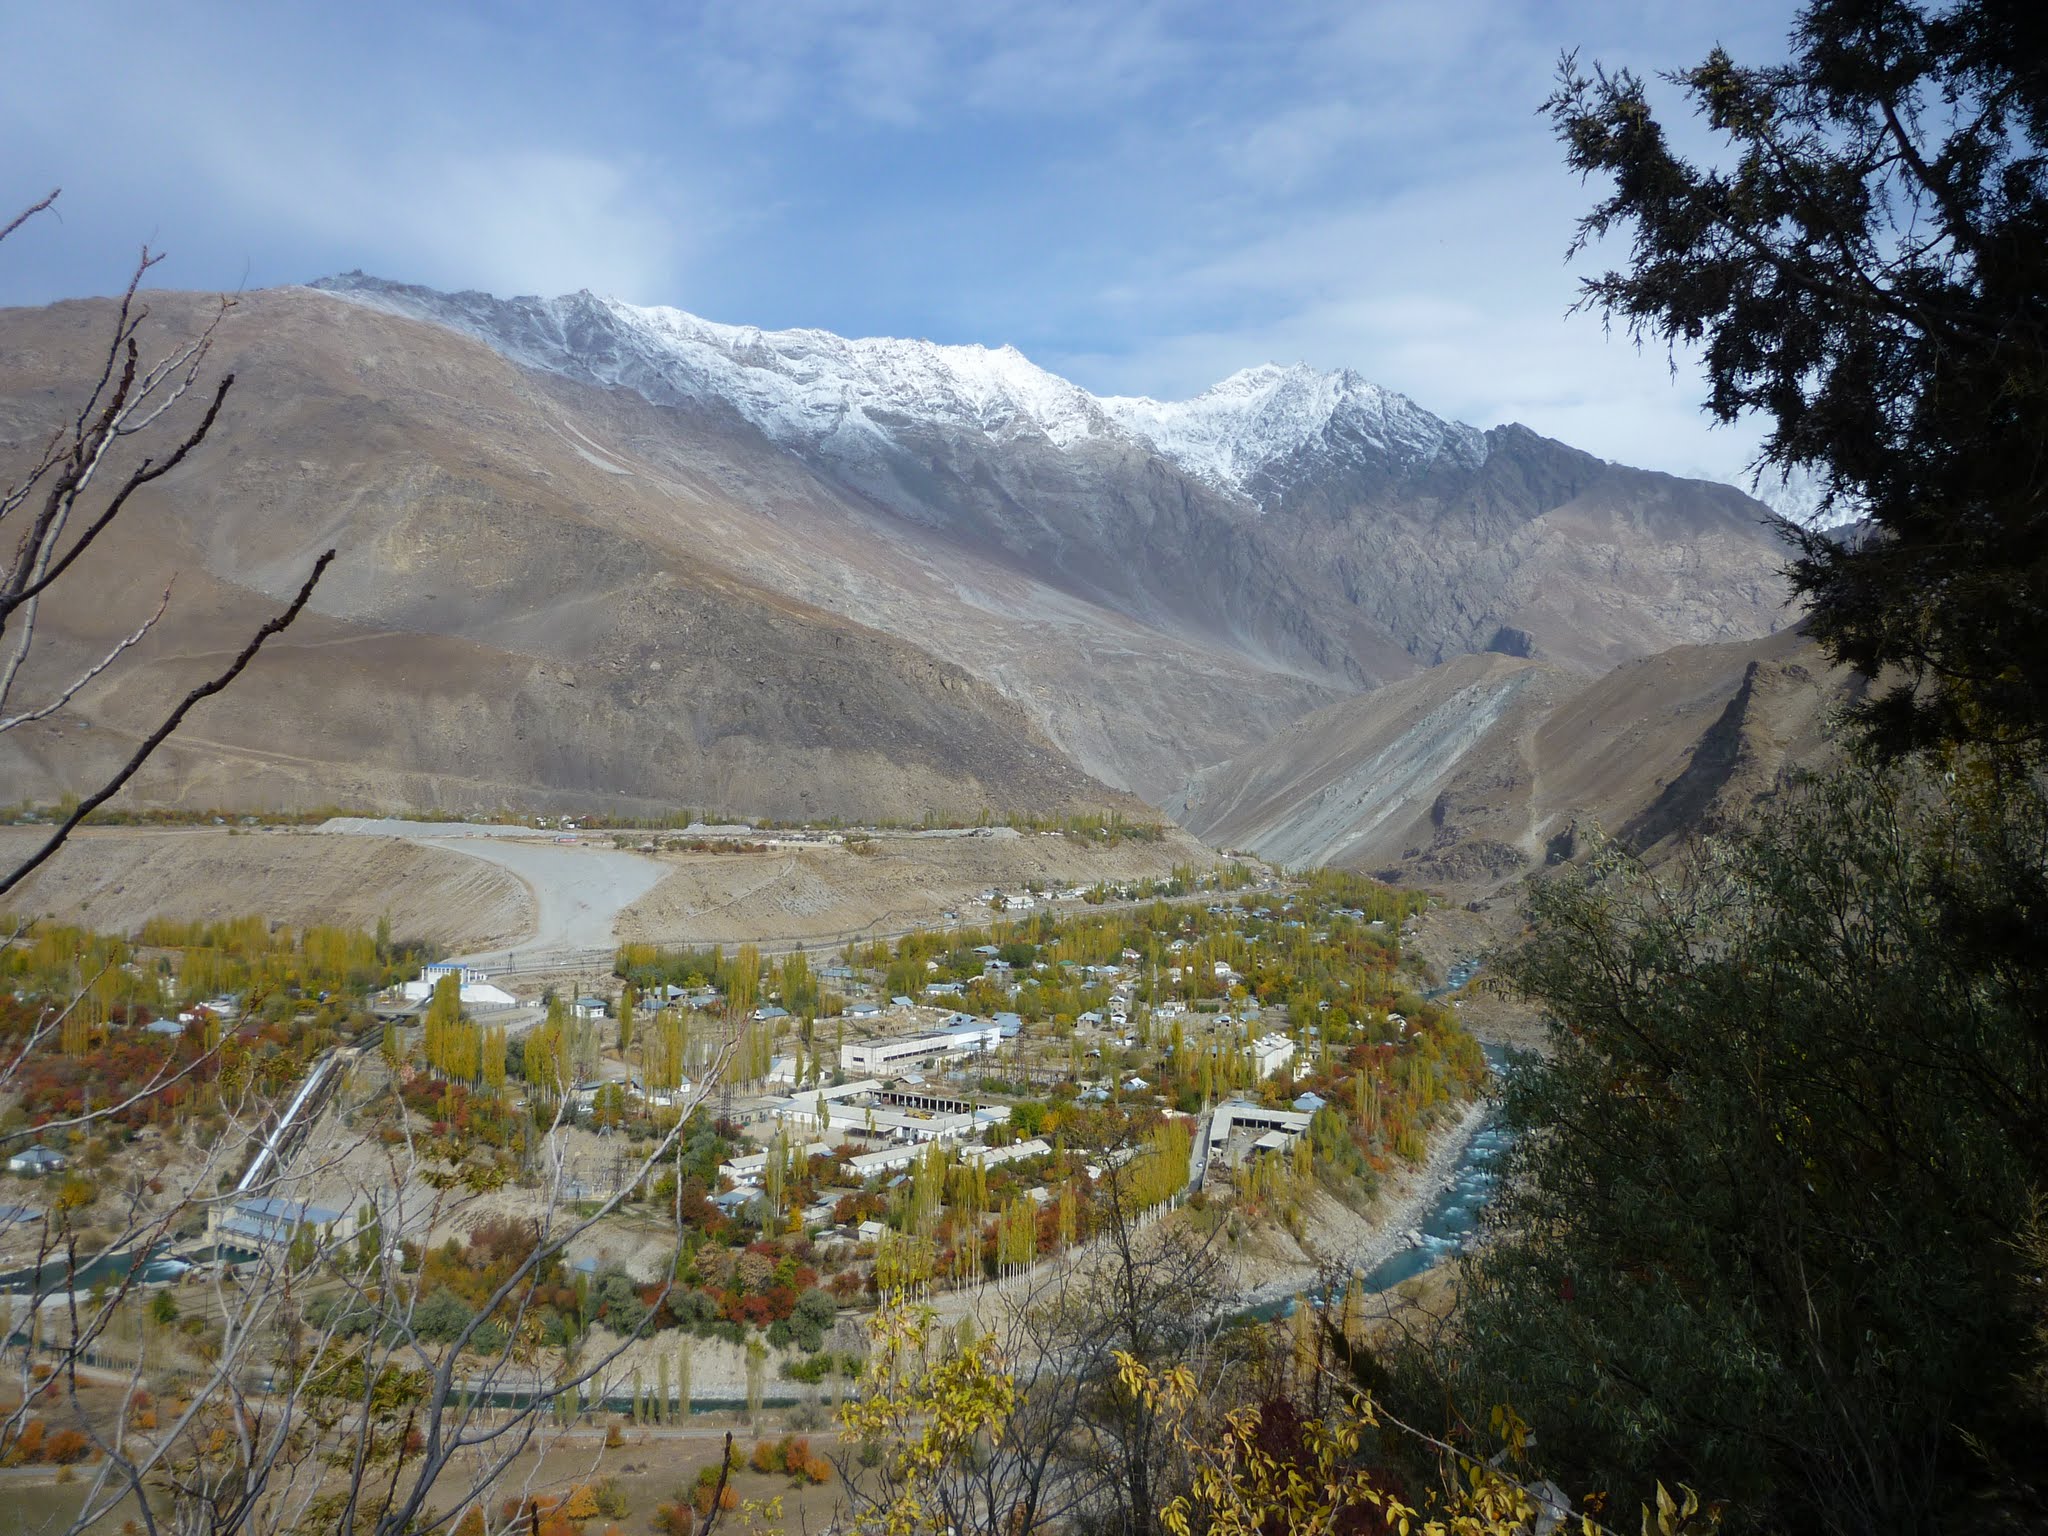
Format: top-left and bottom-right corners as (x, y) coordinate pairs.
(0, 187), (59, 246)
(0, 548), (334, 900)
(0, 583), (170, 732)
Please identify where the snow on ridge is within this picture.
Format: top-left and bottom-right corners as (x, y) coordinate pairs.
(309, 274), (1483, 499)
(593, 295), (1114, 449)
(1101, 363), (1487, 499)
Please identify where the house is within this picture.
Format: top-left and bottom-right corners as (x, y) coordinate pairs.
(1292, 1091), (1328, 1114)
(856, 1218), (887, 1243)
(211, 1197), (356, 1253)
(1123, 1076), (1150, 1092)
(711, 1188), (760, 1217)
(0, 1204), (41, 1230)
(1250, 1033), (1297, 1078)
(6, 1145), (65, 1177)
(993, 1012), (1023, 1039)
(846, 1000), (883, 1020)
(753, 1005), (790, 1023)
(890, 995), (916, 1009)
(571, 996), (609, 1020)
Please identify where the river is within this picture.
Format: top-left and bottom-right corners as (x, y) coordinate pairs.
(1352, 1039), (1513, 1292)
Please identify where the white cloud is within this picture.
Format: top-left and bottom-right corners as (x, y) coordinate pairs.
(0, 0), (1806, 493)
(201, 141), (691, 299)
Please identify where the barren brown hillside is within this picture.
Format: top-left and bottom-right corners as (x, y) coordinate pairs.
(618, 825), (1221, 946)
(0, 823), (1222, 958)
(0, 289), (1336, 816)
(0, 827), (532, 950)
(1173, 626), (1856, 891)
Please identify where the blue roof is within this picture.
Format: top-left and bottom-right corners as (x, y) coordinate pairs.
(218, 1197), (350, 1248)
(235, 1196), (349, 1224)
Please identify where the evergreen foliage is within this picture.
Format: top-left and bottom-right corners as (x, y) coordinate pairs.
(1422, 763), (2048, 1531)
(1545, 0), (2048, 756)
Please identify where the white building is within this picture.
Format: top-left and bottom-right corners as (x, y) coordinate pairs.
(839, 1022), (1001, 1075)
(210, 1197), (357, 1254)
(1249, 1033), (1297, 1078)
(401, 963), (517, 1008)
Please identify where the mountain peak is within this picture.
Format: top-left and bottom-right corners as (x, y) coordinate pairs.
(1099, 362), (1486, 502)
(310, 274), (1486, 504)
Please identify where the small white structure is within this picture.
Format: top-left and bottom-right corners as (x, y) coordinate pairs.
(6, 1146), (64, 1177)
(1249, 1033), (1297, 1078)
(401, 964), (517, 1008)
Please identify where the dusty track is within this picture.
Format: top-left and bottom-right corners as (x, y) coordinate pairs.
(1, 822), (1223, 956)
(319, 819), (669, 963)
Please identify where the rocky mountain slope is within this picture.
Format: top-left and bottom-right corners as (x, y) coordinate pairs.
(1172, 625), (1856, 889)
(0, 291), (1145, 822)
(0, 277), (1803, 834)
(317, 276), (1794, 686)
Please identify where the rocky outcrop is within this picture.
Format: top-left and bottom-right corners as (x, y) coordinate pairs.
(1177, 627), (1855, 888)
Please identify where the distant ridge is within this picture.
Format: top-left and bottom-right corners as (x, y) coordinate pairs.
(0, 278), (1798, 846)
(313, 272), (1484, 509)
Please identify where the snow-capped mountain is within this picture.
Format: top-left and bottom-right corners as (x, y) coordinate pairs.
(0, 277), (1805, 836)
(1101, 364), (1487, 502)
(312, 273), (1480, 508)
(307, 271), (1794, 706)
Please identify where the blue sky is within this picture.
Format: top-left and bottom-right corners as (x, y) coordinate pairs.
(0, 1), (1802, 487)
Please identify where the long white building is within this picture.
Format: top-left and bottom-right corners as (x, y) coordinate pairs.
(839, 1022), (1001, 1075)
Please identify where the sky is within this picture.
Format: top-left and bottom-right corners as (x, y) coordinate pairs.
(0, 0), (1807, 491)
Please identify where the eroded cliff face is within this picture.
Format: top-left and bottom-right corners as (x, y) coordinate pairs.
(1174, 627), (1855, 890)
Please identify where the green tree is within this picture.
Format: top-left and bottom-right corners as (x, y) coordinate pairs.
(1418, 764), (2048, 1532)
(1545, 0), (2048, 757)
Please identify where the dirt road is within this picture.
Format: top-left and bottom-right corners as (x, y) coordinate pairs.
(319, 820), (668, 964)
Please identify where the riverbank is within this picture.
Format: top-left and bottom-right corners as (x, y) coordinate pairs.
(1230, 1094), (1493, 1310)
